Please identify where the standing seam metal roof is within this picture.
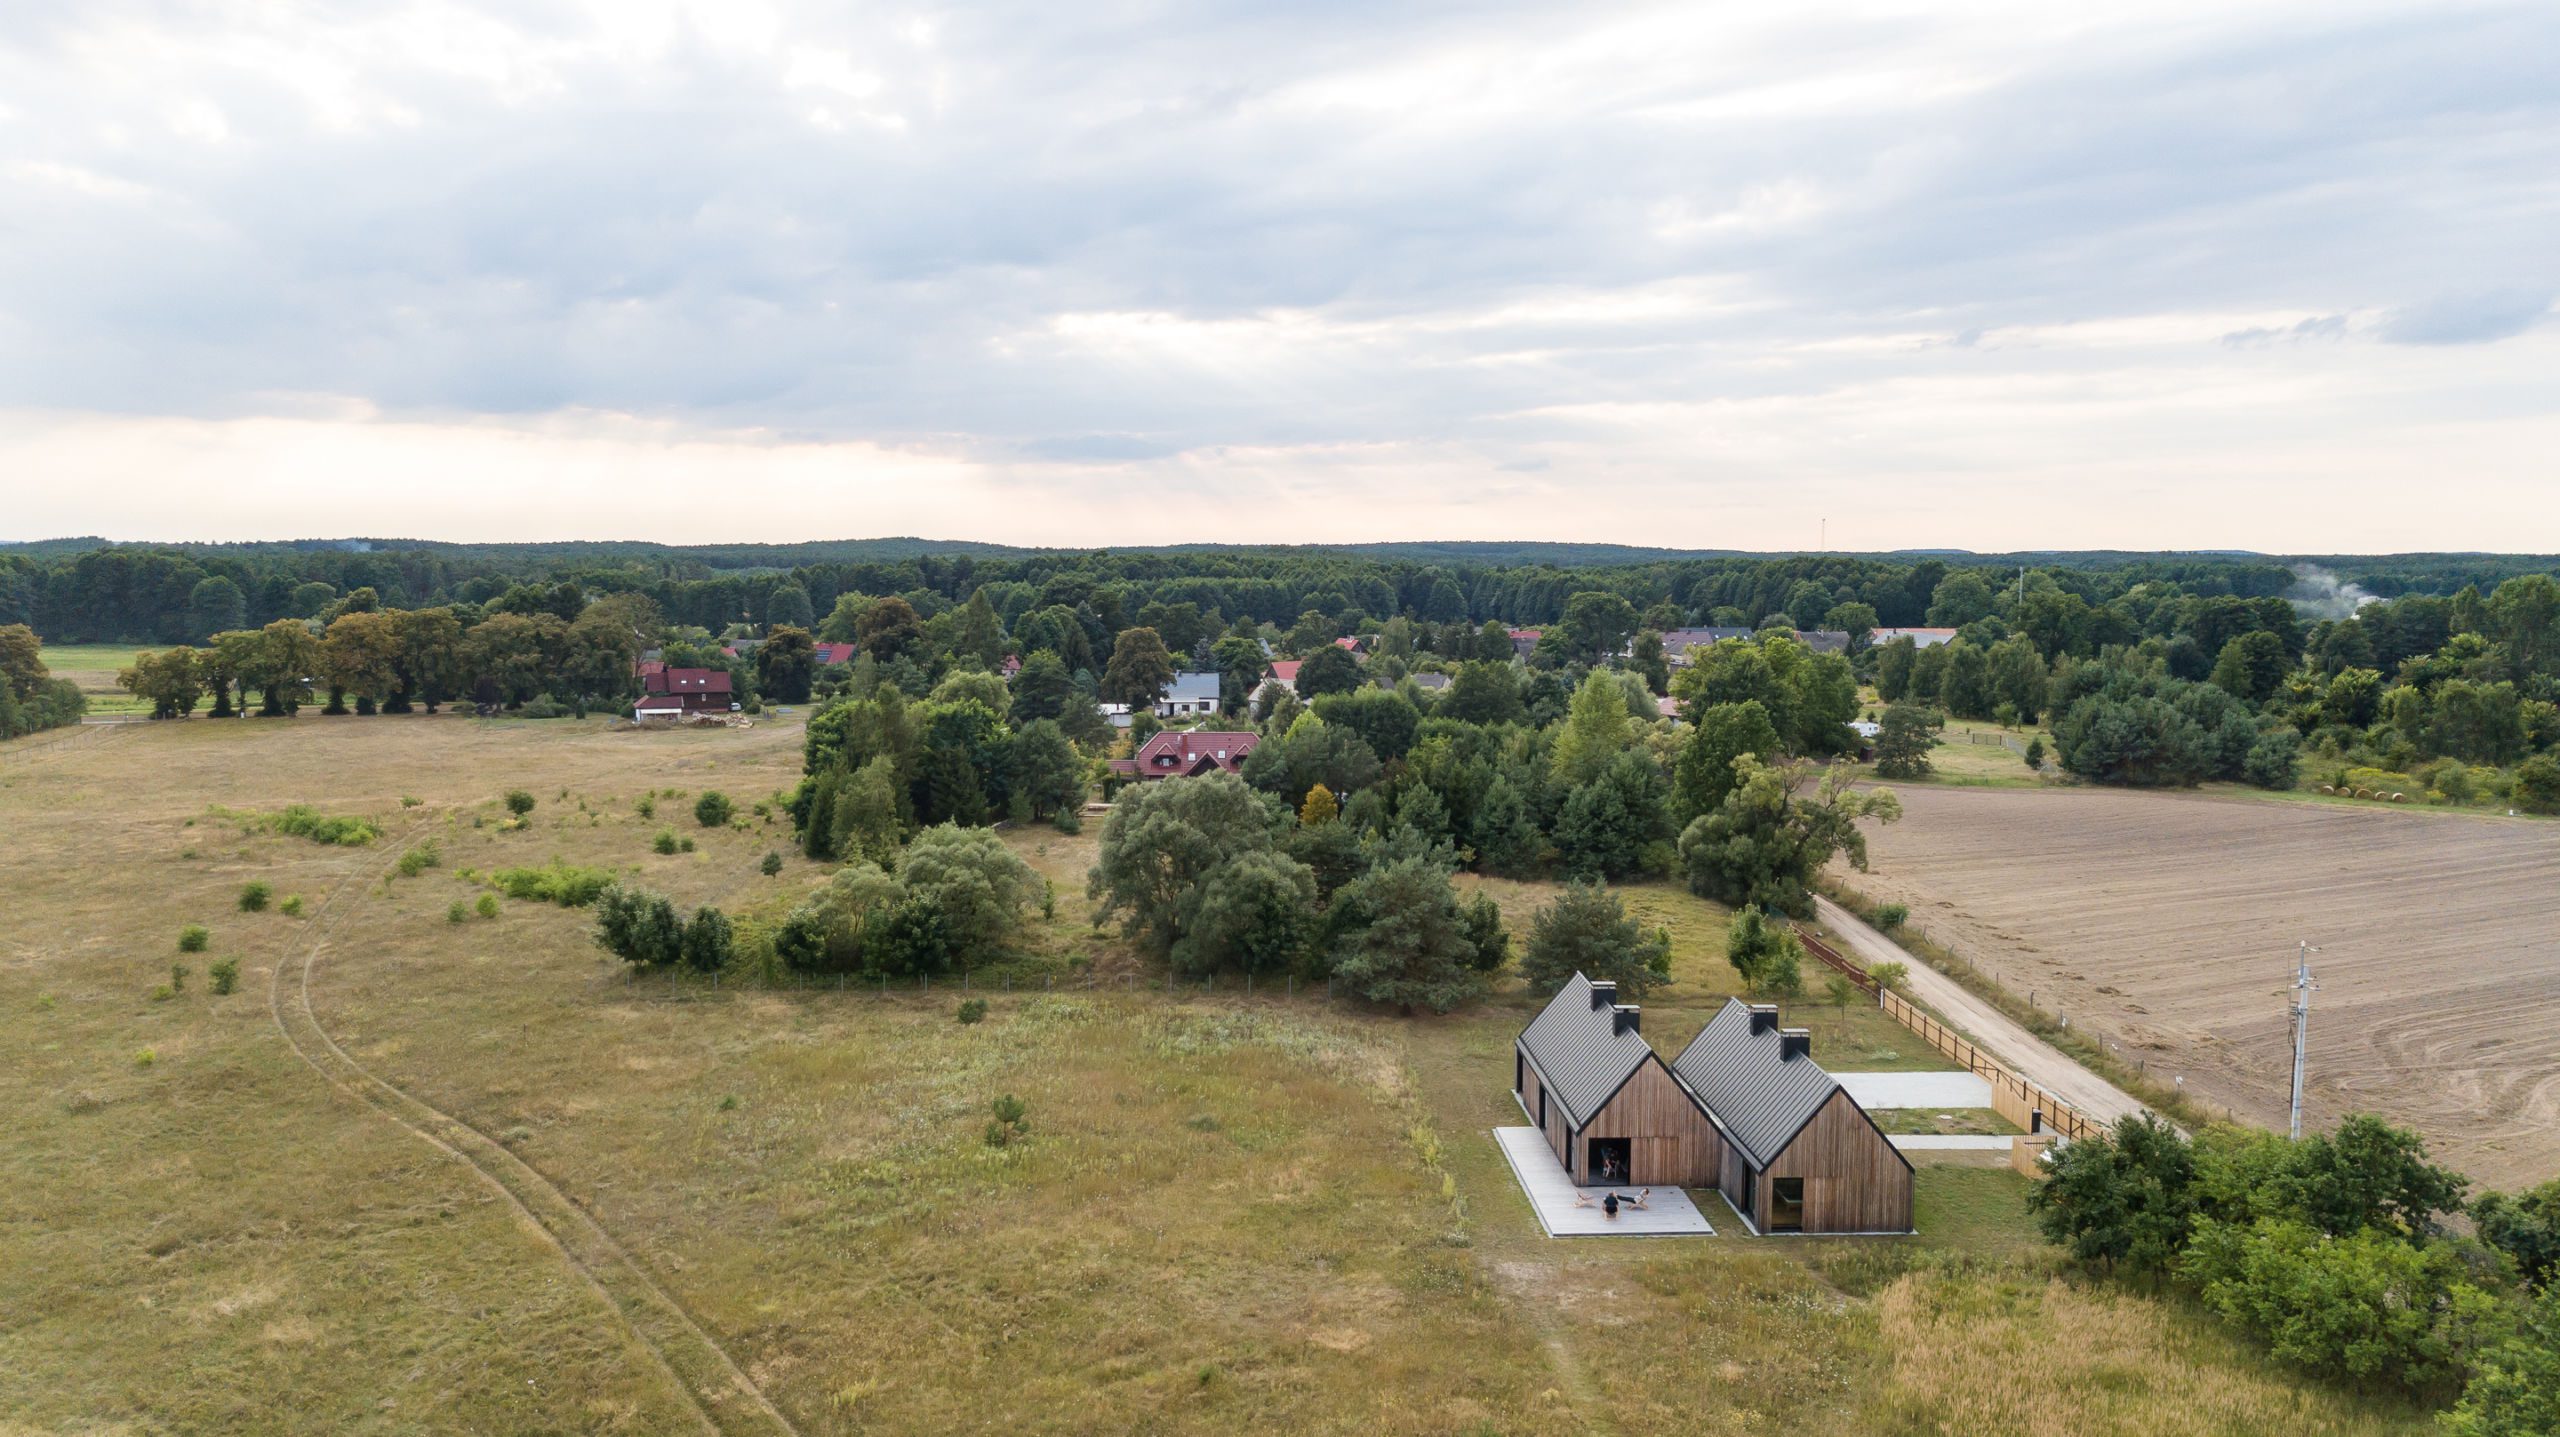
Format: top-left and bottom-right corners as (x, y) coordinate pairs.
(1670, 998), (1842, 1169)
(1515, 973), (1656, 1131)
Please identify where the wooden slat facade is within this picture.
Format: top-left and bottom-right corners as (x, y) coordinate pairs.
(1516, 1046), (1721, 1188)
(1571, 1058), (1721, 1187)
(1516, 1048), (1567, 1168)
(1734, 1090), (1913, 1234)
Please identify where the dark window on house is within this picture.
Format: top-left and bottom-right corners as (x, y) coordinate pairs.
(1770, 1177), (1805, 1232)
(1537, 1087), (1546, 1129)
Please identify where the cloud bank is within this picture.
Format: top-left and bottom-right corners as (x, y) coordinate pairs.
(2, 1), (2555, 548)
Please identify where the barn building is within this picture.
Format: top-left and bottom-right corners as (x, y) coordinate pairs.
(1670, 999), (1913, 1234)
(1513, 975), (1719, 1188)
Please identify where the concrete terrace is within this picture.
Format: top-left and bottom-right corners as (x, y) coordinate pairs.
(1492, 1127), (1715, 1238)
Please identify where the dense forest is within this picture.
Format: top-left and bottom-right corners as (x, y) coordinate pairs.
(21, 538), (2560, 822)
(8, 535), (2556, 647)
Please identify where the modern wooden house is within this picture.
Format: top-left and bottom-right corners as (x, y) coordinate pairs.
(1670, 999), (1913, 1234)
(1514, 974), (1719, 1187)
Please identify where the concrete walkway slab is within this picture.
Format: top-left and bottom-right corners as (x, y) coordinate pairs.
(1836, 1071), (1994, 1109)
(1493, 1127), (1714, 1238)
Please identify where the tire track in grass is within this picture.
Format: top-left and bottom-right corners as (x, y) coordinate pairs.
(0, 720), (127, 767)
(268, 807), (802, 1437)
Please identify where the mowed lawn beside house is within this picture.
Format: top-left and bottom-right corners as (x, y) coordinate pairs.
(0, 715), (2436, 1435)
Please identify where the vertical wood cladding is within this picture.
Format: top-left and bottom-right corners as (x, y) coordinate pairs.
(1758, 1090), (1913, 1233)
(1570, 1058), (1720, 1187)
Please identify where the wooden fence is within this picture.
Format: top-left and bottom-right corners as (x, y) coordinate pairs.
(1796, 924), (2106, 1142)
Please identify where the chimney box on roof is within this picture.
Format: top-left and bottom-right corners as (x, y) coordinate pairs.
(1780, 1028), (1812, 1061)
(1588, 980), (1618, 1010)
(1749, 1004), (1779, 1035)
(1612, 1006), (1641, 1036)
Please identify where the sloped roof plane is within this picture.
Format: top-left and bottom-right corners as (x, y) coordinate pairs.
(1671, 998), (1842, 1168)
(1516, 973), (1656, 1129)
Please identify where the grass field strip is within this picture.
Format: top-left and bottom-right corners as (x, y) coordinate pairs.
(0, 721), (130, 767)
(266, 802), (803, 1437)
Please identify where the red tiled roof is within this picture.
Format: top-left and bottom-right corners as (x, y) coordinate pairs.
(1120, 729), (1260, 779)
(1266, 661), (1302, 685)
(643, 667), (734, 696)
(811, 641), (859, 665)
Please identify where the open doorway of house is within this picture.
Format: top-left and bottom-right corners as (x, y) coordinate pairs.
(1586, 1137), (1631, 1185)
(1769, 1177), (1805, 1232)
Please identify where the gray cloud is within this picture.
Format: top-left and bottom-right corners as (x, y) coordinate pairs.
(2380, 289), (2553, 346)
(2222, 314), (2351, 348)
(0, 1), (2556, 541)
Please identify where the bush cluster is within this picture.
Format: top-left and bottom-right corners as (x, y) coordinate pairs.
(267, 805), (382, 846)
(487, 861), (615, 907)
(593, 883), (734, 972)
(774, 824), (1041, 980)
(2032, 1112), (2560, 1425)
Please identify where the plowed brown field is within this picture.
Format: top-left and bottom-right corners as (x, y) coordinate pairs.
(1844, 786), (2560, 1189)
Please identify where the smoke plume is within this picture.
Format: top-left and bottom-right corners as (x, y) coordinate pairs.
(2288, 565), (2379, 620)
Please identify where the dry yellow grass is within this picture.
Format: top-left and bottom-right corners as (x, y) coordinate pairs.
(1872, 1271), (2433, 1436)
(0, 714), (2440, 1435)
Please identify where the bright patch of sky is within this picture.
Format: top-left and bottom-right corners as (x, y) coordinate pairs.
(1, 1), (2553, 549)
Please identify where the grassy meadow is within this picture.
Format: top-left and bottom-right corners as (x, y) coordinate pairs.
(37, 641), (160, 715)
(0, 713), (2438, 1434)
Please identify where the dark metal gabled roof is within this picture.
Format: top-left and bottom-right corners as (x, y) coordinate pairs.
(1515, 973), (1655, 1131)
(1671, 998), (1842, 1169)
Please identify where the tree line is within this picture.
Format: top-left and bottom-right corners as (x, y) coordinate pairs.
(12, 538), (2545, 656)
(1866, 572), (2560, 806)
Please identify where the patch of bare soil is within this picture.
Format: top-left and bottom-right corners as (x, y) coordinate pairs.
(1846, 785), (2560, 1188)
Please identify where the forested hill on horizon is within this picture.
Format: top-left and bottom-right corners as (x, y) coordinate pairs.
(7, 532), (2558, 649)
(4, 533), (2553, 571)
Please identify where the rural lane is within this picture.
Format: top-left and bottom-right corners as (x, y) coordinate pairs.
(1812, 894), (2153, 1129)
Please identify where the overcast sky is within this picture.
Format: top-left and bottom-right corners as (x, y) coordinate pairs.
(3, 1), (2555, 551)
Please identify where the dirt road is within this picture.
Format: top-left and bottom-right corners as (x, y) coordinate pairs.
(1813, 895), (2151, 1129)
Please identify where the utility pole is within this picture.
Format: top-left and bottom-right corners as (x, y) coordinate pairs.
(2287, 941), (2320, 1141)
